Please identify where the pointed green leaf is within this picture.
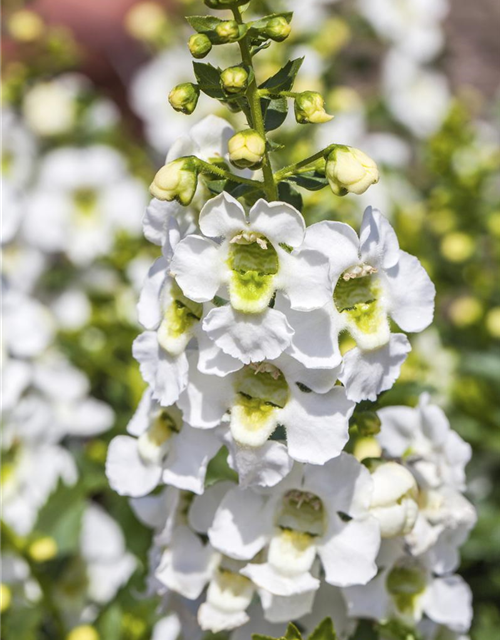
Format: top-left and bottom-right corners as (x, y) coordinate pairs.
(308, 617), (337, 640)
(186, 15), (224, 34)
(278, 181), (303, 212)
(285, 623), (303, 640)
(263, 96), (288, 131)
(286, 171), (329, 191)
(192, 62), (225, 99)
(261, 58), (303, 93)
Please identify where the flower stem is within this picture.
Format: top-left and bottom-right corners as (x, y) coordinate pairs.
(274, 144), (337, 182)
(232, 6), (278, 202)
(196, 159), (262, 188)
(1, 520), (66, 639)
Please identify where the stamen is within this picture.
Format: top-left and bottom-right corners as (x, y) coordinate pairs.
(342, 264), (378, 281)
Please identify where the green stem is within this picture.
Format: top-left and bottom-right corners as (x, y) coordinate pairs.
(196, 159), (262, 188)
(257, 89), (299, 99)
(232, 6), (278, 202)
(1, 521), (66, 638)
(274, 144), (337, 182)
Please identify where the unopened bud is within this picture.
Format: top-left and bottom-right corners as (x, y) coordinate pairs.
(326, 145), (379, 196)
(264, 16), (291, 42)
(294, 91), (333, 125)
(221, 66), (249, 94)
(150, 157), (198, 205)
(228, 129), (266, 169)
(369, 462), (418, 538)
(188, 33), (212, 59)
(215, 20), (240, 43)
(168, 83), (200, 115)
(354, 411), (381, 437)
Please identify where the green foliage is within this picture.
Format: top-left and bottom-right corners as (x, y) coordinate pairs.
(253, 617), (337, 640)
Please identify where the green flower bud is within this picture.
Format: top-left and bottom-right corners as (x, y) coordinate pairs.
(228, 129), (266, 169)
(150, 157), (198, 206)
(204, 0), (248, 8)
(220, 66), (249, 94)
(294, 91), (334, 124)
(188, 33), (212, 59)
(264, 16), (291, 42)
(168, 83), (200, 115)
(326, 145), (379, 196)
(215, 20), (240, 43)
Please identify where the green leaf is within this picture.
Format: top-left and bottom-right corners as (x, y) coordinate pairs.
(278, 181), (303, 212)
(285, 623), (303, 640)
(193, 62), (225, 99)
(263, 96), (288, 131)
(309, 617), (337, 640)
(186, 15), (224, 34)
(286, 171), (329, 191)
(261, 58), (303, 93)
(2, 606), (43, 640)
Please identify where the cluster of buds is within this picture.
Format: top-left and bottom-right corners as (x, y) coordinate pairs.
(150, 156), (199, 205)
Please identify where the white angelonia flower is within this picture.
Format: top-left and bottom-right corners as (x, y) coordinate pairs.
(179, 351), (354, 466)
(1, 108), (37, 191)
(106, 388), (221, 497)
(383, 51), (451, 138)
(208, 454), (380, 598)
(134, 215), (240, 406)
(357, 0), (449, 63)
(129, 47), (212, 154)
(23, 145), (147, 266)
(343, 543), (473, 634)
(171, 192), (332, 363)
(377, 394), (472, 491)
(282, 206), (435, 400)
(369, 462), (419, 538)
(22, 79), (77, 137)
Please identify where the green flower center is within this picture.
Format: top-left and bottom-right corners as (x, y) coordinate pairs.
(386, 563), (427, 616)
(73, 188), (98, 218)
(276, 490), (325, 536)
(158, 281), (203, 356)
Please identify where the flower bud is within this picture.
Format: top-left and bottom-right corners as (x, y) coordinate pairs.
(188, 33), (212, 59)
(215, 20), (240, 43)
(294, 91), (334, 125)
(264, 16), (291, 42)
(220, 66), (249, 94)
(205, 0), (249, 8)
(150, 157), (198, 205)
(168, 83), (200, 115)
(369, 462), (418, 538)
(228, 129), (266, 169)
(326, 145), (379, 196)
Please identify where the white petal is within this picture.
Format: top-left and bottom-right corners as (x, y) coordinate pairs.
(359, 206), (400, 270)
(283, 387), (354, 465)
(202, 306), (294, 364)
(152, 615), (182, 640)
(177, 352), (231, 428)
(127, 388), (154, 436)
(302, 220), (360, 279)
(156, 525), (216, 599)
(199, 192), (246, 239)
(198, 603), (249, 633)
(275, 296), (342, 370)
(81, 503), (126, 560)
(377, 405), (420, 457)
(106, 435), (162, 497)
(299, 583), (355, 638)
(129, 490), (171, 529)
(339, 333), (411, 402)
(422, 575), (472, 632)
(259, 588), (316, 624)
(1, 360), (31, 413)
(208, 487), (272, 560)
(190, 114), (234, 162)
(133, 332), (189, 406)
(68, 398), (115, 436)
(163, 425), (221, 494)
(137, 257), (168, 329)
(278, 248), (333, 311)
(277, 353), (340, 394)
(342, 569), (391, 620)
(385, 250), (435, 332)
(170, 235), (225, 302)
(248, 199), (305, 247)
(242, 562), (319, 597)
(226, 439), (293, 489)
(189, 481), (234, 534)
(197, 328), (243, 377)
(317, 515), (380, 587)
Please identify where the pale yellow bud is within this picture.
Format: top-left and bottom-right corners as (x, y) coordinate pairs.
(168, 83), (200, 115)
(150, 158), (198, 205)
(8, 10), (44, 42)
(29, 536), (58, 562)
(326, 146), (379, 196)
(215, 20), (240, 43)
(440, 232), (475, 263)
(264, 16), (291, 42)
(486, 307), (500, 339)
(188, 33), (212, 59)
(124, 2), (166, 41)
(0, 584), (11, 613)
(228, 129), (266, 169)
(66, 625), (100, 640)
(294, 92), (333, 124)
(220, 66), (249, 94)
(449, 296), (483, 327)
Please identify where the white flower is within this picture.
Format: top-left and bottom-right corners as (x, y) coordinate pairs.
(1, 108), (37, 190)
(208, 454), (380, 598)
(22, 79), (77, 137)
(106, 388), (221, 497)
(369, 462), (419, 538)
(171, 192), (332, 363)
(179, 351), (354, 465)
(383, 51), (451, 138)
(23, 145), (147, 266)
(377, 394), (472, 491)
(343, 542), (472, 633)
(288, 206), (435, 400)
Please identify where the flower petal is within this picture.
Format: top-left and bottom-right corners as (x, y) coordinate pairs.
(302, 220), (360, 279)
(385, 250), (435, 332)
(359, 206), (400, 270)
(248, 199), (305, 247)
(276, 353), (340, 394)
(137, 257), (168, 329)
(199, 192), (246, 239)
(377, 405), (421, 457)
(189, 481), (234, 534)
(342, 569), (391, 620)
(170, 235), (225, 302)
(198, 603), (249, 634)
(202, 306), (294, 364)
(226, 437), (293, 489)
(259, 587), (316, 624)
(189, 114), (234, 162)
(283, 387), (354, 465)
(242, 562), (319, 597)
(197, 328), (243, 377)
(339, 333), (411, 402)
(127, 388), (154, 436)
(277, 248), (333, 311)
(106, 435), (162, 497)
(422, 575), (472, 632)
